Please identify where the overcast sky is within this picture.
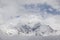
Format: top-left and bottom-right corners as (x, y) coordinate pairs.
(0, 0), (60, 40)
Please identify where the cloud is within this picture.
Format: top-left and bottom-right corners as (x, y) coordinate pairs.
(0, 0), (60, 37)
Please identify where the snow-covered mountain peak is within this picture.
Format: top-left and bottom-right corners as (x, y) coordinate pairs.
(0, 14), (59, 37)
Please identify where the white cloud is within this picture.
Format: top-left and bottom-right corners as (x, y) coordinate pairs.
(0, 0), (60, 37)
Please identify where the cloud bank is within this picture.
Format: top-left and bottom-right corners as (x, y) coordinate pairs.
(0, 0), (60, 38)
